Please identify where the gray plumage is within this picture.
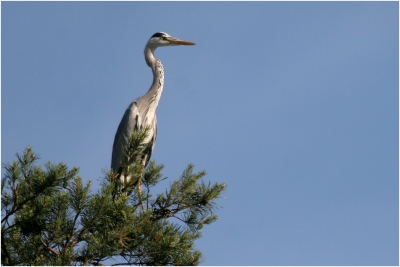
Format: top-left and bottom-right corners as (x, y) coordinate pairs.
(111, 32), (195, 185)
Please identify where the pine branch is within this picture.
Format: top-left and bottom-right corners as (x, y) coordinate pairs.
(1, 226), (13, 266)
(40, 238), (60, 256)
(2, 130), (226, 265)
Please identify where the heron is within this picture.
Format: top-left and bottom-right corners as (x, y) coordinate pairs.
(111, 32), (195, 196)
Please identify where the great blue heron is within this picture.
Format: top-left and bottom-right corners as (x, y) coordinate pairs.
(111, 32), (195, 193)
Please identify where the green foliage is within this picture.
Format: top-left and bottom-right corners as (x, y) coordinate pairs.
(1, 131), (226, 266)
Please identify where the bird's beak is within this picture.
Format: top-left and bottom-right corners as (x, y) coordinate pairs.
(166, 36), (196, 45)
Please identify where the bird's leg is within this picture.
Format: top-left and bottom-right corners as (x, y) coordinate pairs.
(138, 177), (144, 210)
(137, 156), (147, 211)
(111, 172), (121, 200)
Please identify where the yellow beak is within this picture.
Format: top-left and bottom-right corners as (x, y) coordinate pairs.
(166, 37), (196, 45)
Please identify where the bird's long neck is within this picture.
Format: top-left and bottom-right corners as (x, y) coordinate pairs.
(143, 46), (164, 115)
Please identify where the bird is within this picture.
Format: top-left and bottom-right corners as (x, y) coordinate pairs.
(111, 32), (195, 194)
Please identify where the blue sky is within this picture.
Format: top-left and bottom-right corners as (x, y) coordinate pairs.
(1, 2), (398, 265)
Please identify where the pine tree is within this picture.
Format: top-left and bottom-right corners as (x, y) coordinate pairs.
(1, 129), (226, 265)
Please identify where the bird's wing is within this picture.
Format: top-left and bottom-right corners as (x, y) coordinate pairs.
(111, 101), (141, 173)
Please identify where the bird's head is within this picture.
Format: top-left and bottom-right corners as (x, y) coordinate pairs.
(146, 32), (196, 48)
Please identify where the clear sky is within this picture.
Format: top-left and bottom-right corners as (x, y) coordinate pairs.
(1, 2), (398, 266)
